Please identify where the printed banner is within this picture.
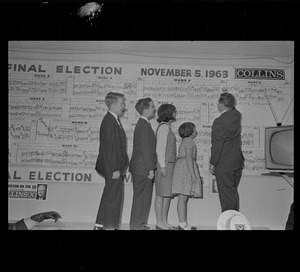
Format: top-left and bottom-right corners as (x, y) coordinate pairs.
(8, 167), (133, 184)
(8, 58), (293, 184)
(8, 182), (48, 200)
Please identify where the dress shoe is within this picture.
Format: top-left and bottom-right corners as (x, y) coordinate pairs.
(130, 225), (150, 230)
(93, 226), (104, 230)
(178, 225), (197, 230)
(168, 225), (178, 230)
(178, 225), (188, 230)
(155, 225), (169, 230)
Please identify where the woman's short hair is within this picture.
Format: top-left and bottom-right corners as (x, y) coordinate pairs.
(178, 122), (195, 138)
(157, 103), (176, 123)
(135, 97), (152, 115)
(218, 92), (236, 109)
(105, 92), (124, 108)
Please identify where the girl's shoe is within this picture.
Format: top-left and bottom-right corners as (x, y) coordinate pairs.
(155, 225), (169, 230)
(168, 225), (179, 230)
(178, 225), (197, 230)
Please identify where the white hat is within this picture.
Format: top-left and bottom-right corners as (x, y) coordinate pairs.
(217, 210), (252, 230)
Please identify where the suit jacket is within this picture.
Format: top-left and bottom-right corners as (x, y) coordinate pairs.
(129, 118), (157, 176)
(95, 112), (129, 178)
(8, 219), (28, 230)
(210, 108), (245, 173)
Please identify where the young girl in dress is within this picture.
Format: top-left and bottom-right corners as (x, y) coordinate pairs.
(172, 122), (203, 230)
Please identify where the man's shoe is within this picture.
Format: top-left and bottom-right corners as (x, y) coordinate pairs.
(130, 226), (150, 230)
(93, 226), (103, 230)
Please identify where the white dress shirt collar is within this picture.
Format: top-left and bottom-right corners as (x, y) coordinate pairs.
(221, 109), (230, 114)
(108, 110), (119, 122)
(139, 115), (150, 123)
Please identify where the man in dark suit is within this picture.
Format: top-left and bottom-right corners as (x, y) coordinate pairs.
(129, 98), (157, 230)
(210, 93), (245, 212)
(94, 92), (129, 230)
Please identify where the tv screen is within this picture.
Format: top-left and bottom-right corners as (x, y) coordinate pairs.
(265, 125), (294, 171)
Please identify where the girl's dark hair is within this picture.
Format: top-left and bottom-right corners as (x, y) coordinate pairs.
(178, 122), (195, 138)
(135, 97), (152, 115)
(156, 104), (176, 123)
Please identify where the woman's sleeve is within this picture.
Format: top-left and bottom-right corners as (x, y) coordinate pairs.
(156, 124), (169, 168)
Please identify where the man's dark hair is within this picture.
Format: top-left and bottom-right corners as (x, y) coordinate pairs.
(105, 92), (124, 108)
(135, 97), (152, 115)
(218, 92), (236, 109)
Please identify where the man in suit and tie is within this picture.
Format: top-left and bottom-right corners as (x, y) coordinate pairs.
(129, 98), (157, 230)
(209, 93), (245, 212)
(94, 92), (129, 230)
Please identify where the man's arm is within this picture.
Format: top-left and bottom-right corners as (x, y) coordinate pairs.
(8, 219), (29, 230)
(210, 118), (226, 167)
(139, 123), (156, 173)
(100, 119), (119, 175)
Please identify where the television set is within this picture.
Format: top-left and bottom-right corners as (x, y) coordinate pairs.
(265, 125), (294, 171)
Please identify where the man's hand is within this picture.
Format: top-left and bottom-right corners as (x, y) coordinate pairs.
(30, 211), (62, 223)
(147, 170), (154, 180)
(209, 164), (216, 175)
(112, 170), (120, 179)
(200, 176), (204, 185)
(123, 167), (128, 177)
(160, 167), (167, 177)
